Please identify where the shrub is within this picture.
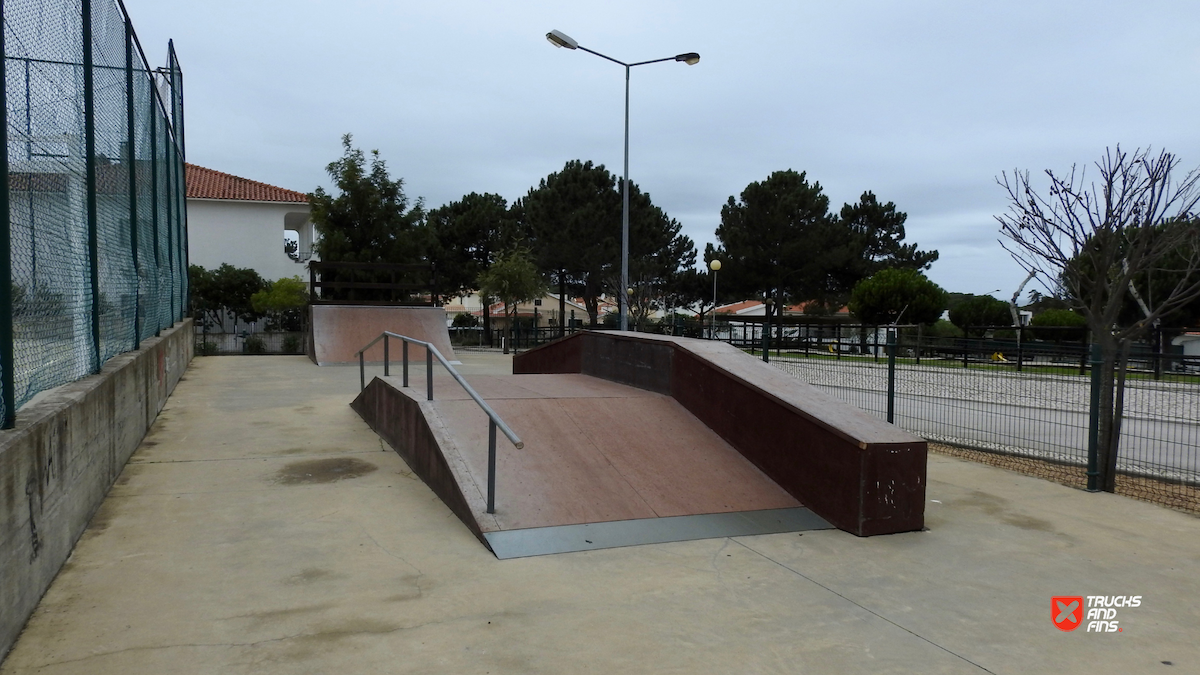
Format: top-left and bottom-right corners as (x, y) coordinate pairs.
(244, 335), (266, 354)
(949, 296), (1011, 336)
(1030, 309), (1087, 342)
(848, 268), (947, 326)
(282, 335), (302, 353)
(926, 319), (963, 338)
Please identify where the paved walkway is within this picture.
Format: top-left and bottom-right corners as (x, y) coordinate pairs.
(2, 354), (1198, 674)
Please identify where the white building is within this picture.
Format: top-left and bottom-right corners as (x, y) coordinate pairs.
(185, 164), (315, 281)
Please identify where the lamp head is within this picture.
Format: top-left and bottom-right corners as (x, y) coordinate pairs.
(546, 30), (578, 49)
(675, 52), (700, 65)
(709, 259), (721, 272)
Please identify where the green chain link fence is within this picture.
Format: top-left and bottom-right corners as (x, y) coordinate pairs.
(1, 0), (186, 428)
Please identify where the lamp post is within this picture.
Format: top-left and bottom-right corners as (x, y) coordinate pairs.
(709, 259), (721, 339)
(546, 29), (699, 332)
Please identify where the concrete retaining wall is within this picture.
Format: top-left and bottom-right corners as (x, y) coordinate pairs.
(0, 319), (193, 662)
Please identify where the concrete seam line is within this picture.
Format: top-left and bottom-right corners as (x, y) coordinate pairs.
(730, 538), (998, 675)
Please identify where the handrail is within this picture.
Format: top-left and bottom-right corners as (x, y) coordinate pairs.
(355, 331), (521, 514)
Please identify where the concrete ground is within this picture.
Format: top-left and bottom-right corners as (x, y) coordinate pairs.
(2, 353), (1198, 674)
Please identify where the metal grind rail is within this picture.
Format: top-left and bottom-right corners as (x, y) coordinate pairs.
(355, 331), (522, 514)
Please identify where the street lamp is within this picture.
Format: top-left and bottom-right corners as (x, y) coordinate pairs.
(709, 259), (721, 339)
(546, 29), (700, 331)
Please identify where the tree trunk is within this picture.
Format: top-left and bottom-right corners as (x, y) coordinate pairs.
(1105, 339), (1135, 492)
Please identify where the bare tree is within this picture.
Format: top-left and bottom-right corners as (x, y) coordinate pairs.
(997, 147), (1200, 491)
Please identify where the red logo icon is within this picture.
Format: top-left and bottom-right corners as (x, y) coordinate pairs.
(1053, 596), (1084, 631)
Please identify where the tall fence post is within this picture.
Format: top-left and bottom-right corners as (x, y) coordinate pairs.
(886, 328), (897, 424)
(1086, 343), (1102, 492)
(383, 334), (389, 377)
(125, 16), (141, 350)
(0, 0), (14, 428)
(148, 79), (160, 335)
(83, 0), (102, 372)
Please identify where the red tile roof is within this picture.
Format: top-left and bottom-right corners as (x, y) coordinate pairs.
(185, 163), (308, 203)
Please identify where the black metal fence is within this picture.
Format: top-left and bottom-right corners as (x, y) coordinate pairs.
(766, 325), (1199, 512)
(1, 0), (187, 427)
(309, 261), (437, 306)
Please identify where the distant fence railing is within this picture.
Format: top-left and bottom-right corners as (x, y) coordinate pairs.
(309, 261), (438, 306)
(1, 0), (187, 427)
(764, 326), (1199, 512)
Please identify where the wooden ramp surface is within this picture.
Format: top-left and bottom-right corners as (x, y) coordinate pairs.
(427, 373), (801, 533)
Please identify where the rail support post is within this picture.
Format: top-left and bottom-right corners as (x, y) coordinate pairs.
(487, 420), (497, 514)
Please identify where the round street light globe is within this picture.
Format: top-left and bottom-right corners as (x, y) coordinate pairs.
(709, 260), (721, 272)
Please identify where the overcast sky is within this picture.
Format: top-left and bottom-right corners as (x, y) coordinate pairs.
(124, 0), (1200, 300)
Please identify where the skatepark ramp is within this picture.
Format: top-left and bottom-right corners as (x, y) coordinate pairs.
(308, 305), (457, 366)
(352, 331), (927, 557)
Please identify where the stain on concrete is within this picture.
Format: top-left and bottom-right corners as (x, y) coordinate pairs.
(956, 490), (1059, 534)
(275, 458), (378, 485)
(279, 447), (356, 456)
(221, 603), (337, 632)
(294, 618), (401, 644)
(85, 500), (119, 535)
(1001, 513), (1056, 532)
(283, 568), (338, 586)
(113, 464), (144, 489)
(381, 574), (428, 602)
(265, 617), (404, 663)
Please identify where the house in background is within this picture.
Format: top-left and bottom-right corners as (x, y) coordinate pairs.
(442, 292), (589, 330)
(185, 164), (316, 281)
